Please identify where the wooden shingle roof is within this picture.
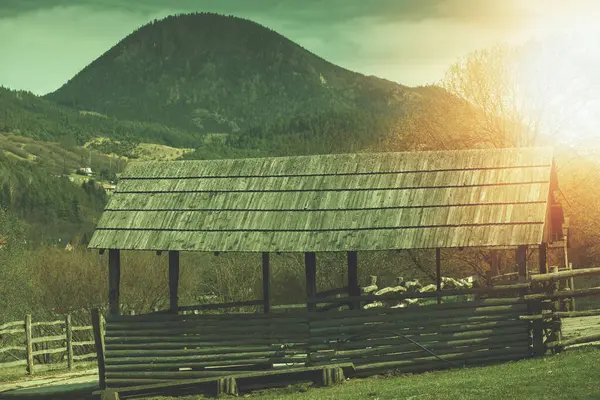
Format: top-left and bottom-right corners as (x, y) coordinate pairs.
(88, 147), (556, 252)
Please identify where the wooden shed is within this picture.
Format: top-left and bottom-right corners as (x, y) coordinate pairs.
(88, 147), (564, 394)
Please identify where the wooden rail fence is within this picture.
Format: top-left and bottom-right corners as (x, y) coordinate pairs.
(0, 313), (97, 375)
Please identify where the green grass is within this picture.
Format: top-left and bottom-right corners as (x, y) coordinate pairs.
(148, 347), (600, 400)
(0, 361), (97, 384)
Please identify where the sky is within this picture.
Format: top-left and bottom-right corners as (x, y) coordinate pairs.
(1, 0), (600, 95)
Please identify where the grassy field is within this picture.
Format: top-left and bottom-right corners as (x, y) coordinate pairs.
(0, 361), (97, 385)
(146, 347), (600, 400)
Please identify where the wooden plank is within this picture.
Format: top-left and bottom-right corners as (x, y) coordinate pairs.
(0, 328), (24, 336)
(106, 185), (550, 212)
(353, 347), (530, 375)
(25, 314), (33, 375)
(107, 347), (307, 365)
(105, 362), (355, 390)
(352, 344), (530, 371)
(92, 308), (106, 390)
(0, 359), (27, 369)
(106, 344), (309, 356)
(105, 318), (308, 333)
(72, 325), (93, 332)
(119, 148), (552, 179)
(105, 349), (308, 364)
(32, 347), (66, 356)
(530, 267), (600, 282)
(312, 297), (527, 321)
(305, 252), (317, 312)
(0, 320), (24, 330)
(0, 346), (24, 354)
(555, 309), (600, 318)
(262, 252), (271, 314)
(526, 286), (600, 300)
(106, 311), (310, 323)
(89, 224), (546, 252)
(310, 288), (530, 306)
(73, 352), (97, 361)
(97, 204), (547, 232)
(308, 320), (527, 344)
(32, 335), (64, 344)
(72, 340), (96, 346)
(105, 330), (310, 343)
(318, 341), (529, 366)
(309, 331), (528, 361)
(169, 251), (180, 313)
(109, 249), (121, 315)
(546, 333), (600, 349)
(309, 327), (528, 353)
(310, 309), (526, 331)
(178, 300), (262, 311)
(115, 167), (551, 193)
(32, 320), (63, 327)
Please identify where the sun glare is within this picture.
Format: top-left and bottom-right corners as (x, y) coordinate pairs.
(512, 2), (600, 148)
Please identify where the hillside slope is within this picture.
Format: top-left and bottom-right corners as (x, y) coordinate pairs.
(0, 87), (200, 147)
(46, 13), (419, 138)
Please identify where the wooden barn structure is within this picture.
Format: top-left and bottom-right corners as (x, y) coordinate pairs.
(89, 147), (565, 397)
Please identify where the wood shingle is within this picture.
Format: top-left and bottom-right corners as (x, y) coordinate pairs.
(88, 147), (558, 252)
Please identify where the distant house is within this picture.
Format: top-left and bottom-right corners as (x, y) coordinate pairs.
(102, 184), (116, 192)
(0, 235), (8, 249)
(78, 167), (93, 176)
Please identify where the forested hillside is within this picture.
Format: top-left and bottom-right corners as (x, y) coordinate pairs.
(0, 87), (201, 147)
(0, 152), (107, 245)
(47, 13), (419, 138)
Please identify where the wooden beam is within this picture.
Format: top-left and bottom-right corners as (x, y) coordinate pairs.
(538, 243), (548, 274)
(516, 246), (527, 281)
(108, 249), (121, 315)
(262, 252), (271, 314)
(168, 251), (180, 313)
(347, 251), (359, 310)
(305, 252), (317, 312)
(436, 248), (441, 304)
(531, 267), (600, 282)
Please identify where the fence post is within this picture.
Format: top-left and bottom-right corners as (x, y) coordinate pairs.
(548, 266), (563, 353)
(91, 308), (106, 389)
(25, 314), (33, 375)
(65, 314), (73, 371)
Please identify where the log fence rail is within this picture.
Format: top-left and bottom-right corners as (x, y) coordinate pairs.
(0, 313), (97, 375)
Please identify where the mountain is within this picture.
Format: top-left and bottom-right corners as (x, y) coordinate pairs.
(46, 13), (421, 149)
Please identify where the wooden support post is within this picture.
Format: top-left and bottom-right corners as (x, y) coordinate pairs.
(25, 314), (33, 375)
(168, 251), (180, 313)
(564, 235), (575, 311)
(436, 248), (441, 304)
(108, 249), (121, 315)
(305, 252), (317, 312)
(65, 314), (73, 371)
(91, 308), (106, 390)
(320, 366), (345, 386)
(262, 252), (271, 313)
(539, 243), (548, 274)
(516, 246), (527, 281)
(347, 251), (359, 310)
(548, 265), (563, 352)
(490, 250), (499, 280)
(216, 377), (238, 396)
